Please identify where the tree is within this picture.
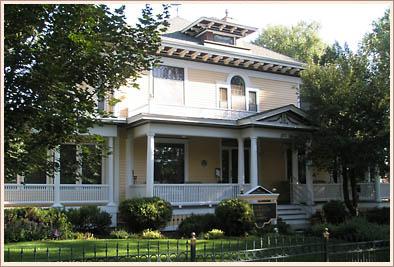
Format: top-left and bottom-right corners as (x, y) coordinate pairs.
(300, 11), (389, 214)
(4, 4), (169, 181)
(253, 21), (326, 63)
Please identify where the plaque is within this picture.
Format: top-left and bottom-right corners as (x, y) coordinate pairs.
(252, 203), (277, 223)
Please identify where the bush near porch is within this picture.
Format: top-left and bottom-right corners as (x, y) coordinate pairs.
(118, 197), (172, 233)
(4, 207), (73, 243)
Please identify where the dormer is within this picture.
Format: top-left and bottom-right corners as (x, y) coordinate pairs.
(180, 17), (257, 48)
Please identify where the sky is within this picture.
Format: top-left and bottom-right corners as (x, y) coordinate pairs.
(112, 1), (391, 52)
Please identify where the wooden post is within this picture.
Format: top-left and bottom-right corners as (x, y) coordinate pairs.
(190, 232), (196, 262)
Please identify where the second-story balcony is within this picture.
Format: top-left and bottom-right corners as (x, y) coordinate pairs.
(127, 102), (256, 121)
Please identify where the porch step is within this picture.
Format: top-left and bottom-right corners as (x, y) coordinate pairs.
(277, 204), (310, 230)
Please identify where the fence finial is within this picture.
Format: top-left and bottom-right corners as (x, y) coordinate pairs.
(323, 227), (330, 240)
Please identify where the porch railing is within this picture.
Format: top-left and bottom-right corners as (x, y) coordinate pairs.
(4, 184), (54, 204)
(59, 184), (109, 203)
(313, 183), (342, 202)
(129, 183), (251, 205)
(4, 183), (109, 205)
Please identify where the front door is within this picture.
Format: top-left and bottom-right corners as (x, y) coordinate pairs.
(221, 148), (250, 184)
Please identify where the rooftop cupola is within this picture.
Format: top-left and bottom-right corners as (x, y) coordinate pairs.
(180, 13), (257, 46)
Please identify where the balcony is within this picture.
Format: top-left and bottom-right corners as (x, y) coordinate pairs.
(127, 103), (256, 121)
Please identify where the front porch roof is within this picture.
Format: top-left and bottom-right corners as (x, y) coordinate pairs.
(125, 104), (316, 131)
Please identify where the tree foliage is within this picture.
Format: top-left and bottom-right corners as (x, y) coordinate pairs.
(300, 10), (390, 214)
(4, 4), (169, 180)
(253, 21), (326, 63)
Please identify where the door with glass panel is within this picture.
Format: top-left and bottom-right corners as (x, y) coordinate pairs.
(221, 148), (250, 184)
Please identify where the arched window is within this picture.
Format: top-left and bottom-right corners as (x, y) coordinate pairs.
(231, 76), (246, 110)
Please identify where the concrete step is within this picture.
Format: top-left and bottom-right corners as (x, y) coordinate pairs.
(277, 209), (306, 215)
(279, 214), (309, 220)
(277, 204), (310, 230)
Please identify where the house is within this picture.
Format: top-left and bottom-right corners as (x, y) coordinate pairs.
(4, 15), (389, 229)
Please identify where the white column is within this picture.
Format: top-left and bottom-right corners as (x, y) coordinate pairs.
(250, 136), (258, 188)
(365, 167), (371, 183)
(305, 160), (315, 206)
(114, 137), (120, 204)
(107, 137), (115, 206)
(291, 149), (299, 184)
(52, 148), (62, 208)
(237, 138), (245, 191)
(374, 167), (381, 202)
(125, 130), (134, 198)
(146, 133), (155, 197)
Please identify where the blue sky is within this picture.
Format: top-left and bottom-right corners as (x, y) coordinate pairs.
(110, 1), (391, 52)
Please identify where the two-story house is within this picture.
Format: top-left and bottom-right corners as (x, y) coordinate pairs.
(5, 15), (389, 229)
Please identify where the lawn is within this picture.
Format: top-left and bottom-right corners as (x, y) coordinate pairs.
(5, 234), (325, 262)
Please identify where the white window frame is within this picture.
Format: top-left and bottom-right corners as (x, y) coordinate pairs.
(154, 137), (189, 183)
(246, 88), (259, 112)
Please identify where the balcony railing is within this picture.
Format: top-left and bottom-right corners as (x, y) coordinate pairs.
(128, 103), (255, 121)
(129, 183), (251, 205)
(4, 184), (109, 206)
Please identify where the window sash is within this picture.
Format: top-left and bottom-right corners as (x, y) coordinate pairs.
(248, 91), (257, 112)
(153, 65), (184, 81)
(219, 87), (228, 108)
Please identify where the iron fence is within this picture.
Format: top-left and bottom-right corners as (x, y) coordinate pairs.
(5, 235), (390, 262)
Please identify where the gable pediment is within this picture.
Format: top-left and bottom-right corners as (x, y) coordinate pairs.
(238, 104), (314, 129)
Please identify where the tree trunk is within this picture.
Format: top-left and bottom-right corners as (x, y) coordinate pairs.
(342, 165), (357, 215)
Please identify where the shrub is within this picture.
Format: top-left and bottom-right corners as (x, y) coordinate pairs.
(215, 198), (255, 236)
(141, 229), (163, 239)
(177, 213), (220, 237)
(322, 200), (348, 224)
(362, 207), (389, 225)
(204, 229), (224, 239)
(310, 211), (325, 225)
(65, 206), (112, 236)
(109, 229), (129, 239)
(4, 207), (72, 243)
(308, 217), (389, 242)
(74, 232), (95, 240)
(119, 197), (172, 233)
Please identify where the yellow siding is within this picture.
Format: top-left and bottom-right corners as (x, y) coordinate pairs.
(259, 140), (288, 202)
(133, 136), (147, 184)
(187, 68), (227, 108)
(115, 71), (150, 117)
(250, 77), (298, 111)
(188, 137), (220, 183)
(118, 129), (127, 201)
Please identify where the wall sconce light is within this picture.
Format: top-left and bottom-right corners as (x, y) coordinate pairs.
(201, 160), (207, 167)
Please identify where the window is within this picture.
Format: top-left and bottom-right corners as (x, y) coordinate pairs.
(153, 65), (184, 80)
(219, 87), (228, 108)
(60, 144), (102, 184)
(230, 76), (246, 110)
(153, 65), (185, 105)
(154, 143), (185, 184)
(213, 34), (234, 45)
(248, 91), (257, 111)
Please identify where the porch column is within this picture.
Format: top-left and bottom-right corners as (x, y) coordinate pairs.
(305, 160), (315, 206)
(52, 148), (62, 208)
(146, 133), (155, 197)
(107, 137), (115, 206)
(250, 136), (258, 188)
(291, 149), (299, 183)
(237, 138), (245, 191)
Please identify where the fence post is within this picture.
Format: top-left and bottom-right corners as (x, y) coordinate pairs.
(190, 232), (197, 262)
(323, 228), (330, 262)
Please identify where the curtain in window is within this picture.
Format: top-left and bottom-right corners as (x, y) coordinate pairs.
(231, 76), (246, 110)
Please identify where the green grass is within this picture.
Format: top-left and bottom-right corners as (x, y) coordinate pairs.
(5, 234), (323, 262)
(5, 234), (389, 262)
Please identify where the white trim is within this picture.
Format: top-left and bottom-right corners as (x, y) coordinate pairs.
(155, 137), (189, 183)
